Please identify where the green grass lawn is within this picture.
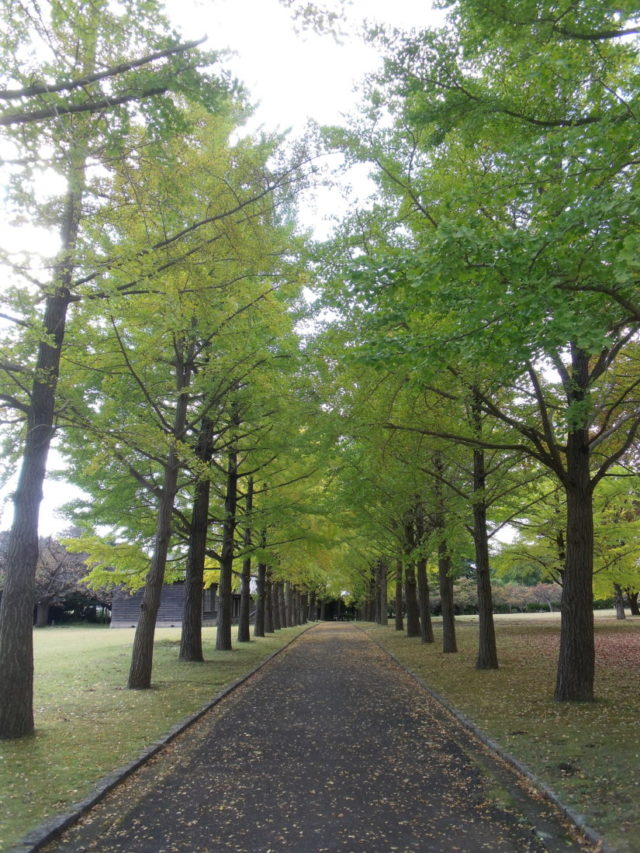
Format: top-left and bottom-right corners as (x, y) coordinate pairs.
(0, 624), (308, 851)
(367, 611), (640, 853)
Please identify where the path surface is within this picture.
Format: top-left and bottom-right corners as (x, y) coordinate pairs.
(41, 624), (585, 852)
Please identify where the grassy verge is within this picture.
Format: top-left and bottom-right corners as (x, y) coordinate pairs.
(366, 612), (640, 853)
(0, 624), (308, 851)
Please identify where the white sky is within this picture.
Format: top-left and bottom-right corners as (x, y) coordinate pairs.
(1, 0), (443, 535)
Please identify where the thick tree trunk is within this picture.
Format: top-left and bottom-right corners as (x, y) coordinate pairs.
(613, 583), (626, 620)
(0, 189), (81, 737)
(472, 439), (498, 669)
(438, 542), (457, 654)
(216, 441), (239, 652)
(308, 591), (316, 622)
(237, 478), (253, 643)
(554, 371), (595, 702)
(179, 418), (213, 662)
(394, 560), (404, 631)
(416, 557), (434, 644)
(625, 590), (640, 616)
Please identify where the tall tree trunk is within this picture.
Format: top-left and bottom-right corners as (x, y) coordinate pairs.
(438, 541), (458, 654)
(377, 559), (388, 626)
(179, 417), (213, 662)
(254, 560), (267, 638)
(237, 478), (253, 643)
(272, 582), (282, 630)
(308, 590), (316, 622)
(129, 348), (191, 688)
(404, 518), (421, 637)
(470, 401), (498, 669)
(128, 448), (183, 687)
(613, 583), (626, 620)
(434, 453), (457, 653)
(0, 176), (83, 737)
(554, 350), (595, 703)
(394, 560), (404, 631)
(277, 583), (286, 629)
(216, 436), (239, 652)
(284, 581), (292, 628)
(415, 502), (434, 643)
(265, 569), (274, 633)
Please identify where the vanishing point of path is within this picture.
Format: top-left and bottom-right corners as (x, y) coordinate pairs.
(41, 624), (587, 853)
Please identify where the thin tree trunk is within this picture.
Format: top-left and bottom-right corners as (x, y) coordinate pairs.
(216, 435), (239, 652)
(284, 581), (292, 628)
(254, 560), (267, 637)
(237, 478), (253, 643)
(415, 502), (434, 643)
(613, 583), (626, 620)
(470, 405), (498, 670)
(404, 518), (421, 637)
(277, 583), (286, 629)
(265, 569), (274, 633)
(416, 557), (434, 643)
(377, 559), (388, 626)
(179, 417), (213, 662)
(128, 444), (184, 687)
(434, 453), (457, 653)
(394, 560), (404, 631)
(272, 581), (282, 630)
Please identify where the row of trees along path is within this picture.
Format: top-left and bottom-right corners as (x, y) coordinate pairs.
(40, 625), (586, 853)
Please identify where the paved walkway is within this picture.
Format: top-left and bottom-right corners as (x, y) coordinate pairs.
(41, 624), (585, 852)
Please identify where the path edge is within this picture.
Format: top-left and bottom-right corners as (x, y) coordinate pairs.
(362, 626), (610, 853)
(7, 625), (315, 853)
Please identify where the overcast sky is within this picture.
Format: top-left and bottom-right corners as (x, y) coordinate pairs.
(1, 0), (444, 535)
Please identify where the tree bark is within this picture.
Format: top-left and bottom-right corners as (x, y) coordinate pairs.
(272, 582), (282, 630)
(470, 407), (498, 670)
(254, 560), (267, 637)
(438, 541), (458, 654)
(404, 518), (421, 637)
(237, 478), (253, 643)
(179, 417), (213, 662)
(377, 559), (388, 626)
(554, 349), (595, 702)
(625, 590), (640, 616)
(216, 437), (239, 652)
(414, 503), (434, 643)
(394, 560), (404, 631)
(0, 182), (82, 737)
(613, 583), (626, 620)
(35, 601), (50, 629)
(265, 569), (274, 633)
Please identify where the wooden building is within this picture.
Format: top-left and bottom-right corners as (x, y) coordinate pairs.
(110, 583), (241, 628)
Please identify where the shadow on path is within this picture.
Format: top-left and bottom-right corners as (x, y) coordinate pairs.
(40, 623), (587, 852)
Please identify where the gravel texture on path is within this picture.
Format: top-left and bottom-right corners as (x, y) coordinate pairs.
(40, 623), (588, 852)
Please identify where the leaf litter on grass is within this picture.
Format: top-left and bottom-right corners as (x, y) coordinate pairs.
(368, 613), (640, 853)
